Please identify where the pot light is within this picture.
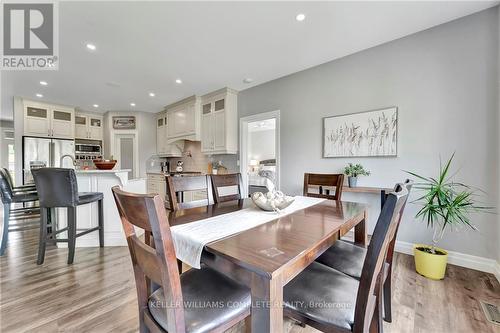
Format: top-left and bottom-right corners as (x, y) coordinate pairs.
(149, 92), (155, 97)
(93, 104), (99, 108)
(243, 78), (253, 84)
(39, 81), (48, 86)
(175, 79), (182, 84)
(130, 102), (136, 107)
(36, 93), (43, 98)
(296, 13), (306, 22)
(86, 43), (96, 51)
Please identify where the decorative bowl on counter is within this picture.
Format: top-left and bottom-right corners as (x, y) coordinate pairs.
(251, 190), (295, 213)
(93, 160), (117, 170)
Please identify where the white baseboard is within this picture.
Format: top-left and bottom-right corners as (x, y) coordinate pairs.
(395, 241), (500, 282)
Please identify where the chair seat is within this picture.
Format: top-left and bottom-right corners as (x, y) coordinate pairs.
(12, 191), (39, 203)
(148, 266), (250, 333)
(77, 192), (103, 205)
(316, 240), (367, 279)
(284, 262), (358, 331)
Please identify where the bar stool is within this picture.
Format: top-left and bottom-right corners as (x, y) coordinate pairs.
(0, 170), (39, 256)
(32, 168), (104, 265)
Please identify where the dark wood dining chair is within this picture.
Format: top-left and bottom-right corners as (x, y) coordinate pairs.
(315, 180), (413, 322)
(166, 175), (214, 211)
(211, 173), (244, 203)
(111, 186), (251, 333)
(303, 173), (344, 200)
(284, 184), (409, 333)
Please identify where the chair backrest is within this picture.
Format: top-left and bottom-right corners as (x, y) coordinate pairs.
(211, 173), (244, 203)
(303, 173), (344, 200)
(353, 183), (409, 333)
(1, 168), (15, 190)
(112, 186), (185, 332)
(32, 168), (79, 207)
(166, 175), (214, 211)
(0, 169), (13, 204)
(386, 179), (413, 266)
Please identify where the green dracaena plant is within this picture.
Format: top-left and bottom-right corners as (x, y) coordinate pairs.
(405, 153), (492, 253)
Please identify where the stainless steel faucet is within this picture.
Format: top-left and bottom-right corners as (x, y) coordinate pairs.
(60, 154), (77, 167)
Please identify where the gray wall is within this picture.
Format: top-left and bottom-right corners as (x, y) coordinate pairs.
(238, 8), (499, 260)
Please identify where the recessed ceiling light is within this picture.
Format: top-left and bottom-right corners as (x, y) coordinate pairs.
(39, 81), (48, 86)
(296, 13), (306, 22)
(86, 43), (96, 51)
(36, 93), (43, 98)
(130, 102), (136, 107)
(93, 104), (99, 108)
(243, 78), (253, 84)
(149, 92), (155, 97)
(175, 79), (182, 84)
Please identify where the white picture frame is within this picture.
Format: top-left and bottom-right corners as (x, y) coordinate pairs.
(323, 107), (398, 158)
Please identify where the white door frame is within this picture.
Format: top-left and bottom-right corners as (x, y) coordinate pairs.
(239, 110), (280, 197)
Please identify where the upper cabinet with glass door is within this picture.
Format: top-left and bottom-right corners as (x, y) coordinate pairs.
(164, 95), (201, 142)
(75, 113), (103, 140)
(200, 88), (238, 155)
(23, 100), (75, 139)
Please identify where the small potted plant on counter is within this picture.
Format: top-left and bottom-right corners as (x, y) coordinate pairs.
(406, 154), (491, 280)
(344, 163), (370, 187)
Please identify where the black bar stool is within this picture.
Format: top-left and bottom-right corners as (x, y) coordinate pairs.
(0, 169), (40, 256)
(32, 168), (104, 264)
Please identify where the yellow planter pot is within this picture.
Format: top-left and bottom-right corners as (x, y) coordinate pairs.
(413, 244), (448, 280)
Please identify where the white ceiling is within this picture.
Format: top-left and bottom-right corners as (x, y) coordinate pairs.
(1, 1), (498, 120)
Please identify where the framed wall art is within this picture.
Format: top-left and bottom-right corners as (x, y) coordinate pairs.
(323, 107), (398, 158)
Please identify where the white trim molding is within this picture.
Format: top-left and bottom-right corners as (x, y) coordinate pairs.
(239, 110), (281, 198)
(395, 241), (500, 282)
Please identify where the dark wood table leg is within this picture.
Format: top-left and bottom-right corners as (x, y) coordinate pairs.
(250, 274), (283, 332)
(354, 210), (368, 247)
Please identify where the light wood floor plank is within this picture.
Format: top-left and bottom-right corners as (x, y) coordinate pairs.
(1, 228), (498, 332)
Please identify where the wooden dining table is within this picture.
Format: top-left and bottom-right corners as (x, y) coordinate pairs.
(168, 198), (368, 333)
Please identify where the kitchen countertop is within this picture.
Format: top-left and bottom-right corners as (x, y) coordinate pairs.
(146, 171), (204, 176)
(75, 169), (131, 173)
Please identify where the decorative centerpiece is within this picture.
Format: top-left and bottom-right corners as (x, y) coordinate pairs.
(93, 159), (117, 170)
(251, 191), (295, 213)
(251, 169), (294, 212)
(344, 163), (370, 187)
(406, 154), (491, 280)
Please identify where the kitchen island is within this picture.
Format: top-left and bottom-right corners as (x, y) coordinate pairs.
(56, 169), (146, 247)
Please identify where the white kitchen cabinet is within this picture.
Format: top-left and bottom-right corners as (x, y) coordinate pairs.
(75, 113), (103, 140)
(156, 112), (183, 157)
(165, 95), (201, 141)
(147, 173), (166, 200)
(200, 88), (238, 154)
(23, 100), (75, 139)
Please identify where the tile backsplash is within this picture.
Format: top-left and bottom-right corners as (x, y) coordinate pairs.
(168, 141), (238, 173)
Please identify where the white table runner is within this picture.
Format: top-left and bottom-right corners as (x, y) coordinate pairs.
(170, 196), (325, 268)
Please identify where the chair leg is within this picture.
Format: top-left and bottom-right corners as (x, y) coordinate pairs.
(37, 207), (48, 265)
(98, 199), (104, 247)
(67, 207), (77, 264)
(0, 204), (11, 256)
(383, 266), (392, 323)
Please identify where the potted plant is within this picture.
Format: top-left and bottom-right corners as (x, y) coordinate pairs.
(406, 154), (490, 280)
(344, 163), (370, 187)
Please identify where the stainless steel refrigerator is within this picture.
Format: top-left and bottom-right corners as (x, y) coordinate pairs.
(23, 136), (75, 184)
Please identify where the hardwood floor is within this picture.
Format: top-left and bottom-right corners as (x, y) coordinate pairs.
(1, 225), (499, 332)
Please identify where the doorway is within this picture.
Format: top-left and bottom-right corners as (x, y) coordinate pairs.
(114, 134), (138, 180)
(239, 110), (280, 197)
